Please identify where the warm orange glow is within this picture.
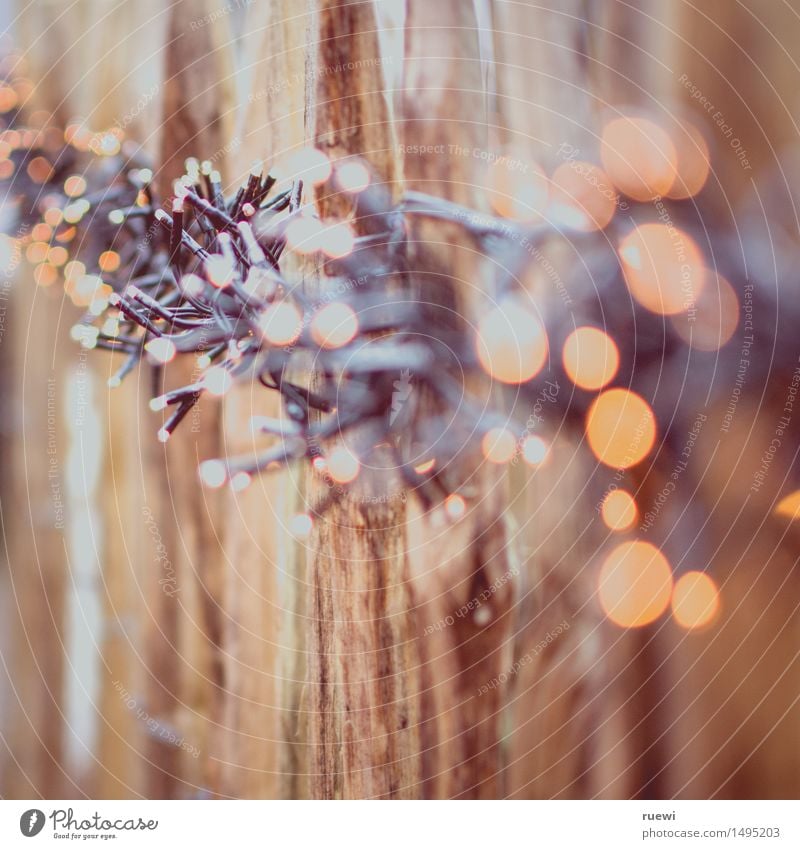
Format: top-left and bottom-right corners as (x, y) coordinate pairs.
(601, 489), (638, 531)
(25, 241), (48, 264)
(55, 226), (76, 243)
(30, 223), (52, 242)
(599, 540), (673, 628)
(64, 175), (87, 197)
(586, 388), (656, 469)
(0, 85), (18, 112)
(64, 260), (86, 281)
(0, 160), (13, 179)
(311, 302), (358, 349)
(33, 264), (57, 287)
(97, 251), (120, 273)
(562, 326), (619, 390)
(601, 115), (677, 200)
(476, 301), (548, 384)
(47, 246), (68, 267)
(549, 161), (617, 231)
(327, 447), (360, 484)
(671, 271), (739, 351)
(26, 156), (53, 183)
(488, 159), (548, 221)
(414, 458), (436, 474)
(775, 490), (800, 520)
(619, 223), (706, 315)
(259, 301), (302, 346)
(522, 435), (548, 466)
(672, 571), (720, 629)
(481, 427), (517, 464)
(665, 123), (710, 200)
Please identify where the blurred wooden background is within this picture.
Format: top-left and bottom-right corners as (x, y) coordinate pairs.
(0, 0), (798, 799)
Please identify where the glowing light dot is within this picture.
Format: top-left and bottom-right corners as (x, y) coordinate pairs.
(0, 85), (18, 112)
(599, 541), (673, 628)
(414, 458), (436, 475)
(586, 388), (656, 469)
(672, 571), (720, 629)
(101, 317), (119, 337)
(549, 161), (617, 232)
(336, 160), (370, 193)
(487, 157), (548, 221)
(108, 209), (124, 225)
(311, 302), (358, 349)
(601, 115), (677, 201)
(63, 199), (90, 224)
(204, 366), (234, 397)
(71, 325), (99, 349)
(26, 156), (53, 183)
(619, 223), (706, 316)
(445, 494), (466, 521)
(319, 222), (355, 259)
(230, 471), (252, 492)
(522, 435), (548, 467)
(282, 147), (331, 185)
(44, 207), (63, 227)
(671, 271), (739, 352)
(64, 260), (86, 281)
(601, 490), (638, 532)
(665, 122), (710, 201)
(98, 250), (120, 272)
(205, 254), (235, 289)
(259, 301), (302, 346)
(473, 606), (492, 627)
(285, 217), (325, 254)
(64, 175), (87, 197)
(144, 337), (177, 364)
(775, 490), (800, 521)
(31, 223), (52, 242)
(157, 428), (170, 443)
(47, 246), (68, 267)
(199, 460), (227, 489)
(482, 427), (517, 464)
(149, 396), (168, 412)
(33, 264), (57, 287)
(327, 447), (360, 484)
(289, 513), (314, 538)
(181, 273), (206, 298)
(476, 301), (548, 385)
(562, 326), (619, 390)
(25, 241), (48, 264)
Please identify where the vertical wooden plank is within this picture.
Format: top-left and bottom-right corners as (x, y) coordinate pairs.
(305, 0), (423, 800)
(399, 0), (517, 799)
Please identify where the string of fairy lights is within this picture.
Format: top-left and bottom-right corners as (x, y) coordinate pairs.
(5, 63), (789, 632)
